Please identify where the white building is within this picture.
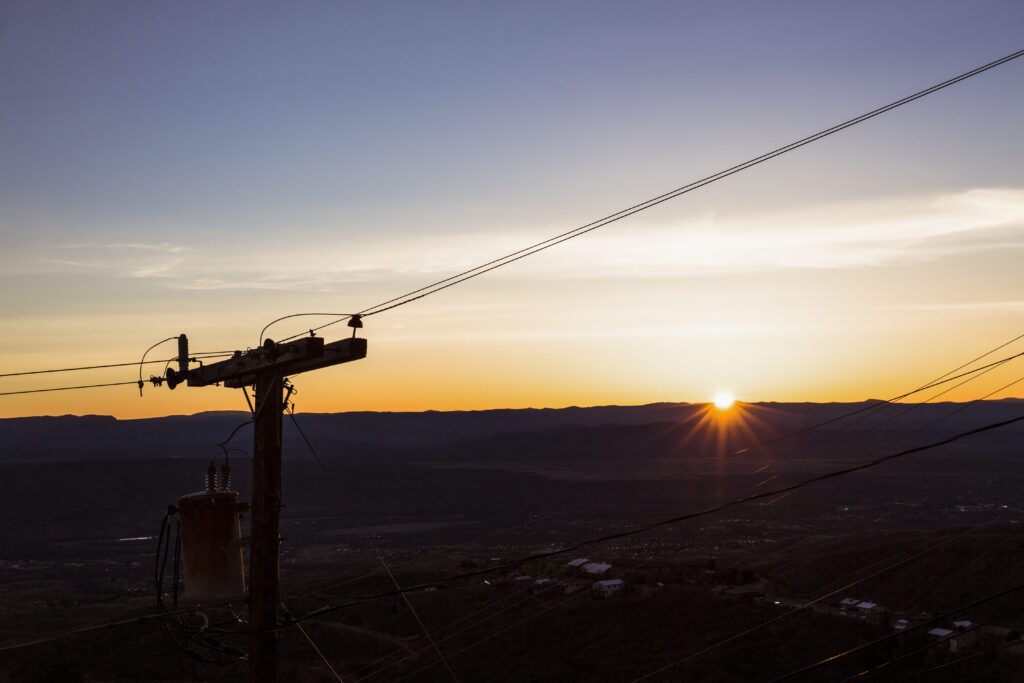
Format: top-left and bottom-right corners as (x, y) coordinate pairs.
(593, 579), (624, 597)
(566, 558), (589, 568)
(839, 598), (860, 608)
(582, 562), (612, 575)
(856, 601), (879, 613)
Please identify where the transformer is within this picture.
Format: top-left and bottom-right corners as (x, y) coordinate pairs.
(178, 466), (246, 601)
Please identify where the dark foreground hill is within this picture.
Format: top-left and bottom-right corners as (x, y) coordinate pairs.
(1, 399), (1024, 681)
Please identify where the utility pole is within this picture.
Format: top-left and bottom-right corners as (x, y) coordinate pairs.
(169, 320), (366, 683)
(250, 369), (283, 681)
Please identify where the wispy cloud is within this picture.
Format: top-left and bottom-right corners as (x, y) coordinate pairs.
(880, 301), (1024, 313)
(553, 187), (1024, 276)
(12, 187), (1024, 291)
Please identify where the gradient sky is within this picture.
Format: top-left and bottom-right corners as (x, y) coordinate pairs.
(1, 1), (1023, 418)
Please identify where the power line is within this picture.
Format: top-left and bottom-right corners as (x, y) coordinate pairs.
(286, 403), (459, 683)
(0, 353), (243, 398)
(0, 380), (143, 396)
(769, 581), (1024, 681)
(730, 349), (1024, 457)
(286, 410), (1024, 626)
(282, 602), (345, 683)
(297, 334), (1024, 603)
(259, 313), (354, 346)
(904, 636), (1022, 680)
(392, 590), (588, 683)
(299, 342), (1024, 606)
(630, 515), (1006, 681)
(5, 407), (1016, 659)
(0, 352), (234, 379)
(0, 601), (233, 654)
(387, 371), (1024, 681)
(274, 48), (1024, 341)
(841, 603), (1024, 681)
(359, 367), (1024, 679)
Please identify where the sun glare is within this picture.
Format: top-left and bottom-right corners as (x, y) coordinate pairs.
(713, 391), (735, 410)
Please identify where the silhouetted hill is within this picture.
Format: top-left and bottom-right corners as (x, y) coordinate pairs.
(0, 399), (1021, 462)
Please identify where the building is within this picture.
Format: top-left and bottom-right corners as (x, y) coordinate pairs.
(582, 562), (612, 575)
(856, 601), (879, 614)
(839, 598), (860, 609)
(593, 579), (624, 597)
(566, 558), (589, 568)
(893, 618), (910, 631)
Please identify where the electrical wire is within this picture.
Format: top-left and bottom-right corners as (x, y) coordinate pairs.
(275, 48), (1024, 341)
(282, 602), (345, 683)
(841, 604), (1024, 681)
(729, 349), (1024, 457)
(0, 599), (237, 654)
(903, 636), (1023, 679)
(297, 336), (1024, 603)
(382, 368), (1024, 681)
(259, 313), (355, 346)
(287, 403), (460, 683)
(630, 515), (1008, 681)
(284, 410), (1024, 627)
(390, 590), (588, 683)
(0, 380), (144, 396)
(0, 352), (235, 379)
(768, 582), (1024, 681)
(6, 369), (1016, 661)
(137, 337), (179, 395)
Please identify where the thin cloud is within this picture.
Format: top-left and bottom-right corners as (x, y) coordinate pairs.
(880, 301), (1024, 313)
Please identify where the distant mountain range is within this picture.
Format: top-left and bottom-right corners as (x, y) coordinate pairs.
(1, 399), (1021, 463)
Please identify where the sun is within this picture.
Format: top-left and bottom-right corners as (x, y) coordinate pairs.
(713, 391), (735, 410)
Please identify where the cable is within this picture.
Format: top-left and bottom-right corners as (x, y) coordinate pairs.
(0, 380), (143, 396)
(298, 335), (1024, 604)
(0, 600), (237, 654)
(0, 352), (234, 379)
(275, 48), (1024, 341)
(287, 403), (460, 682)
(283, 603), (345, 683)
(137, 337), (179, 395)
(7, 371), (1018, 657)
(730, 349), (1024, 457)
(285, 410), (1024, 626)
(391, 590), (588, 683)
(392, 372), (1024, 682)
(630, 515), (1006, 681)
(259, 313), (355, 346)
(304, 352), (1022, 605)
(769, 582), (1024, 681)
(842, 603), (1024, 681)
(904, 636), (1022, 679)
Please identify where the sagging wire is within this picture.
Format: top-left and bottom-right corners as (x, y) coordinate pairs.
(137, 337), (178, 396)
(259, 312), (356, 346)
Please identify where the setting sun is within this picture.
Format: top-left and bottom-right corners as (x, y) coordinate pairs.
(713, 392), (735, 410)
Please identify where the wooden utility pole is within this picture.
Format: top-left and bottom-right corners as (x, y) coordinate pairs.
(173, 324), (367, 682)
(250, 369), (283, 682)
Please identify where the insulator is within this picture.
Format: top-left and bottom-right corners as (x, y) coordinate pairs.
(206, 464), (217, 493)
(219, 463), (232, 492)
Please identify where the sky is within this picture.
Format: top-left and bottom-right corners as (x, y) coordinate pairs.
(1, 1), (1023, 419)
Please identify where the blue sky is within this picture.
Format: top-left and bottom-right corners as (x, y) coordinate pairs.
(1, 1), (1022, 417)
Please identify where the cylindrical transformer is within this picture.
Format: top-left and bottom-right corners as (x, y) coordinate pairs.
(178, 490), (246, 601)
